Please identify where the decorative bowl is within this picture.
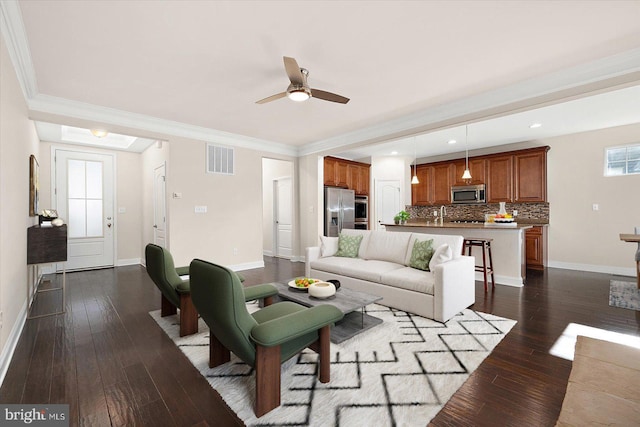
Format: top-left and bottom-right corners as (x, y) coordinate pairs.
(308, 282), (336, 299)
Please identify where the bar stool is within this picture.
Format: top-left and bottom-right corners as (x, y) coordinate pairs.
(462, 238), (495, 292)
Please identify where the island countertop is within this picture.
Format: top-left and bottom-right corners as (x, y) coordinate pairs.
(384, 222), (534, 230)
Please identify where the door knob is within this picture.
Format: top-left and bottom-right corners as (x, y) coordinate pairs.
(107, 223), (112, 228)
(153, 225), (158, 228)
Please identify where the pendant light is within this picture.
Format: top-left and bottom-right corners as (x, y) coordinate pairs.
(462, 125), (472, 180)
(411, 137), (419, 184)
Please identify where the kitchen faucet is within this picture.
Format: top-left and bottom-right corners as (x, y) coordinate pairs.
(440, 205), (446, 223)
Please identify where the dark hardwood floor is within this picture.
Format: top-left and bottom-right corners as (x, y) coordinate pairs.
(2, 257), (639, 426)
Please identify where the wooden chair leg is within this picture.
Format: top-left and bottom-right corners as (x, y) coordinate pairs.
(161, 294), (176, 317)
(487, 241), (496, 289)
(179, 293), (198, 337)
(318, 325), (331, 383)
(210, 333), (231, 368)
(481, 243), (488, 293)
(255, 344), (281, 417)
(263, 296), (274, 307)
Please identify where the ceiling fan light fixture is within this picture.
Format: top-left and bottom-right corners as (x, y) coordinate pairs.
(287, 88), (310, 102)
(90, 129), (108, 138)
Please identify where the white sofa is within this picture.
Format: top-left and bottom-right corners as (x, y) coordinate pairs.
(305, 229), (475, 322)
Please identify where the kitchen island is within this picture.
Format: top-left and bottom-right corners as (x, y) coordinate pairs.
(386, 222), (533, 287)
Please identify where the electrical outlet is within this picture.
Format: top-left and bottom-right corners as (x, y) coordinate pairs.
(513, 210), (518, 216)
(592, 204), (599, 211)
(233, 248), (238, 256)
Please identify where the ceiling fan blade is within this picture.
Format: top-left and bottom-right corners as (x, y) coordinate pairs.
(283, 56), (304, 86)
(311, 89), (350, 104)
(255, 92), (287, 104)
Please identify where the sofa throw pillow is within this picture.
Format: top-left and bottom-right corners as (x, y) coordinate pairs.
(429, 243), (453, 272)
(320, 236), (339, 257)
(409, 239), (435, 271)
(335, 233), (363, 258)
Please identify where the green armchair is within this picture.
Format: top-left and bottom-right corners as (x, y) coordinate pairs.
(189, 259), (344, 417)
(144, 244), (278, 337)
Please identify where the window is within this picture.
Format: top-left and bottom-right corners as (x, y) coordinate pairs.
(206, 144), (234, 175)
(605, 144), (640, 176)
(67, 159), (103, 238)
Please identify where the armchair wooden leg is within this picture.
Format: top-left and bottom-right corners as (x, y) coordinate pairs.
(255, 344), (280, 417)
(161, 294), (176, 317)
(209, 333), (231, 368)
(263, 296), (274, 307)
(179, 293), (198, 337)
(318, 325), (331, 383)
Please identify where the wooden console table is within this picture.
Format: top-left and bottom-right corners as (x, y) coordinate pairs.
(619, 233), (640, 289)
(27, 224), (68, 319)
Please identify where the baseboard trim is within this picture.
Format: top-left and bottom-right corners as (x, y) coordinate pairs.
(228, 260), (265, 272)
(117, 258), (141, 267)
(263, 250), (273, 257)
(548, 261), (636, 277)
(0, 299), (28, 388)
(478, 272), (524, 287)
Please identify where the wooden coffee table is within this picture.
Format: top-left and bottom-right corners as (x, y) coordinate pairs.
(272, 281), (383, 343)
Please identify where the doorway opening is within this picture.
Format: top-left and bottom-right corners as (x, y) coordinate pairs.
(262, 158), (294, 259)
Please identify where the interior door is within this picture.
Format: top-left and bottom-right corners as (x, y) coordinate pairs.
(274, 177), (293, 259)
(375, 180), (401, 230)
(55, 149), (114, 270)
(153, 164), (167, 247)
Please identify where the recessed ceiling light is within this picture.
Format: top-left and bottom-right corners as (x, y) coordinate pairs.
(391, 151), (398, 155)
(529, 123), (542, 129)
(448, 139), (457, 144)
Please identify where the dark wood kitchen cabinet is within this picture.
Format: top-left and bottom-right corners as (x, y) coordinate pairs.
(486, 155), (513, 202)
(432, 163), (453, 204)
(348, 164), (370, 195)
(453, 158), (486, 186)
(324, 156), (370, 195)
(412, 165), (433, 205)
(515, 148), (548, 202)
(526, 226), (547, 270)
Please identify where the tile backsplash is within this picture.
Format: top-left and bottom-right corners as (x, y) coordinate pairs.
(406, 202), (549, 224)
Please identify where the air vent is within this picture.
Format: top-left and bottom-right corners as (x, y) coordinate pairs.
(206, 144), (234, 175)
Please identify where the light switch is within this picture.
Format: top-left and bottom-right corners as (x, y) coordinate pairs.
(592, 204), (599, 211)
(194, 206), (207, 214)
(173, 192), (182, 199)
(118, 207), (126, 214)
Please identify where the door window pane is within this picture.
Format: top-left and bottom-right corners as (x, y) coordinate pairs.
(86, 200), (103, 237)
(68, 160), (86, 198)
(68, 199), (86, 238)
(86, 161), (103, 199)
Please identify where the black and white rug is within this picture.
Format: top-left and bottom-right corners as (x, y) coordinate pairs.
(150, 304), (516, 426)
(609, 280), (640, 311)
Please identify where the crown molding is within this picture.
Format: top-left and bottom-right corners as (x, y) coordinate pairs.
(28, 94), (298, 156)
(0, 0), (38, 99)
(298, 48), (640, 157)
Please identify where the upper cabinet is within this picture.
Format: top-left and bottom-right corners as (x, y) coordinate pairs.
(486, 155), (514, 203)
(324, 156), (370, 195)
(411, 146), (549, 205)
(514, 148), (548, 202)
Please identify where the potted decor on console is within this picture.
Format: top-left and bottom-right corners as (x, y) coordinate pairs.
(395, 210), (410, 224)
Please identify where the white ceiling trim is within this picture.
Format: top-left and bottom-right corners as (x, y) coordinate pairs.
(28, 94), (297, 156)
(299, 47), (640, 157)
(0, 0), (38, 99)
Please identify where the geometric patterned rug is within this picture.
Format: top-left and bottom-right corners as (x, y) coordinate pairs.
(150, 304), (516, 426)
(609, 280), (640, 311)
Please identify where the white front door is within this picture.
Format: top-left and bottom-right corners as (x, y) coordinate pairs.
(375, 180), (401, 230)
(153, 164), (167, 247)
(274, 177), (293, 258)
(55, 149), (114, 270)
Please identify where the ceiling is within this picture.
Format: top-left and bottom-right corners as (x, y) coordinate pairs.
(4, 1), (640, 159)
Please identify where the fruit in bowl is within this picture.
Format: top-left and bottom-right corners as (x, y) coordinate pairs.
(294, 277), (317, 288)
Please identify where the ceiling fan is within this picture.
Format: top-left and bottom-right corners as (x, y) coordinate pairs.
(256, 56), (350, 105)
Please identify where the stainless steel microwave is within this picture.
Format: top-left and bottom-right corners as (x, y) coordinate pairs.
(451, 184), (486, 204)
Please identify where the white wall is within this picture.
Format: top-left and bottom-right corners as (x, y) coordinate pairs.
(298, 154), (322, 250)
(0, 33), (40, 379)
(262, 158), (294, 255)
(546, 123), (640, 275)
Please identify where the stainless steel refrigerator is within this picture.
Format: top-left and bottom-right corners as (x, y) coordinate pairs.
(324, 187), (355, 237)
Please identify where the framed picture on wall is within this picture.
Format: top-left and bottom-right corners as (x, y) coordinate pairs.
(29, 154), (39, 216)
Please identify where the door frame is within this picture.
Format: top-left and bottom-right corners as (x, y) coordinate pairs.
(50, 145), (117, 270)
(153, 162), (167, 247)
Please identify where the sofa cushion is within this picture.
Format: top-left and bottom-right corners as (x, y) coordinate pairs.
(335, 233), (363, 258)
(310, 256), (367, 276)
(365, 231), (412, 264)
(409, 239), (435, 271)
(380, 267), (435, 295)
(320, 236), (338, 257)
(405, 234), (464, 265)
(340, 260), (405, 283)
(340, 229), (370, 258)
(429, 243), (453, 272)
